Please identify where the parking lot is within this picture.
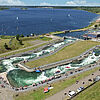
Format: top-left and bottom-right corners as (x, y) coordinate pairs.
(46, 69), (100, 100)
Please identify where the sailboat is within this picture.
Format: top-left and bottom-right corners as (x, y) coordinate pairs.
(16, 17), (19, 20)
(68, 14), (71, 17)
(16, 17), (19, 31)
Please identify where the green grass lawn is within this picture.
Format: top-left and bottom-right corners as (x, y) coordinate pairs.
(73, 81), (100, 100)
(21, 36), (52, 41)
(0, 36), (52, 56)
(0, 43), (47, 58)
(26, 40), (100, 68)
(14, 67), (100, 100)
(0, 39), (10, 53)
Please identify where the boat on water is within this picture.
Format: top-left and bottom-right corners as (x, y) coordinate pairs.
(66, 66), (70, 68)
(68, 14), (71, 17)
(35, 70), (41, 73)
(55, 70), (60, 74)
(16, 17), (19, 20)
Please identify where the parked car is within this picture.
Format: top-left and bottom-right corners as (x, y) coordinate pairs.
(68, 91), (76, 97)
(77, 87), (84, 92)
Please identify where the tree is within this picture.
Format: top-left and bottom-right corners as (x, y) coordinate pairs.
(4, 43), (9, 49)
(19, 40), (23, 45)
(27, 35), (29, 37)
(94, 24), (98, 28)
(20, 34), (24, 37)
(16, 34), (20, 41)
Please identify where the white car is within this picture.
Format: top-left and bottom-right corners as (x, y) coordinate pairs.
(68, 91), (76, 97)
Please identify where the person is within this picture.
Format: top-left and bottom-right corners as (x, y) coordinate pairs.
(82, 82), (85, 84)
(65, 73), (68, 78)
(64, 92), (67, 95)
(69, 90), (71, 93)
(76, 80), (79, 84)
(48, 84), (51, 87)
(23, 60), (25, 64)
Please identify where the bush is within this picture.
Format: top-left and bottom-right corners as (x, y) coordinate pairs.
(4, 43), (9, 49)
(27, 35), (29, 37)
(16, 34), (20, 41)
(20, 34), (24, 37)
(19, 40), (23, 45)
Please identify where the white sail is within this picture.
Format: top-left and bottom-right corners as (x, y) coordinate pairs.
(16, 17), (19, 20)
(68, 14), (70, 16)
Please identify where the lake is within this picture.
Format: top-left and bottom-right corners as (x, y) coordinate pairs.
(0, 8), (98, 36)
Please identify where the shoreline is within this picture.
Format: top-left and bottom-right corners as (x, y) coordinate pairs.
(48, 16), (100, 35)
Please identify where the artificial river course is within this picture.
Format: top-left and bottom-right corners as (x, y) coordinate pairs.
(0, 38), (100, 88)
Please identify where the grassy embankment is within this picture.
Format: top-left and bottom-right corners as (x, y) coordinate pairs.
(14, 67), (100, 100)
(73, 81), (100, 100)
(75, 7), (100, 14)
(26, 40), (100, 68)
(0, 36), (52, 57)
(53, 6), (100, 14)
(0, 7), (9, 10)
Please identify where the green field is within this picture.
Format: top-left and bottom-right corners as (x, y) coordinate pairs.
(73, 81), (100, 100)
(0, 36), (52, 56)
(14, 67), (100, 100)
(26, 40), (100, 68)
(0, 43), (47, 58)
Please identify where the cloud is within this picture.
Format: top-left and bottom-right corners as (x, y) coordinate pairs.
(66, 0), (100, 6)
(66, 0), (87, 6)
(0, 0), (25, 5)
(66, 1), (76, 5)
(40, 2), (52, 6)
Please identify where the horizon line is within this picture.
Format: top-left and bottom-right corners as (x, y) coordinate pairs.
(0, 5), (100, 7)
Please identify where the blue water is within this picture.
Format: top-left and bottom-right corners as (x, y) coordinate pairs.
(0, 8), (98, 36)
(56, 31), (88, 39)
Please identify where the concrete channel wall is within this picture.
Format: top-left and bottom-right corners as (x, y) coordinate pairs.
(17, 40), (78, 71)
(0, 39), (63, 61)
(15, 62), (100, 93)
(18, 45), (100, 72)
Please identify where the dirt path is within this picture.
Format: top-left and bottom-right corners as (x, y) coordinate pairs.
(46, 69), (100, 100)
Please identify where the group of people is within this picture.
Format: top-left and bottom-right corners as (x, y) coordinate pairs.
(0, 77), (10, 89)
(13, 74), (61, 91)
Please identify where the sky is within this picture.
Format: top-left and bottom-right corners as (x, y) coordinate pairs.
(0, 0), (100, 6)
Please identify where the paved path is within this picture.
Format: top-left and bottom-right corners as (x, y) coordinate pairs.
(46, 69), (100, 100)
(44, 34), (61, 40)
(16, 64), (100, 93)
(0, 87), (14, 100)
